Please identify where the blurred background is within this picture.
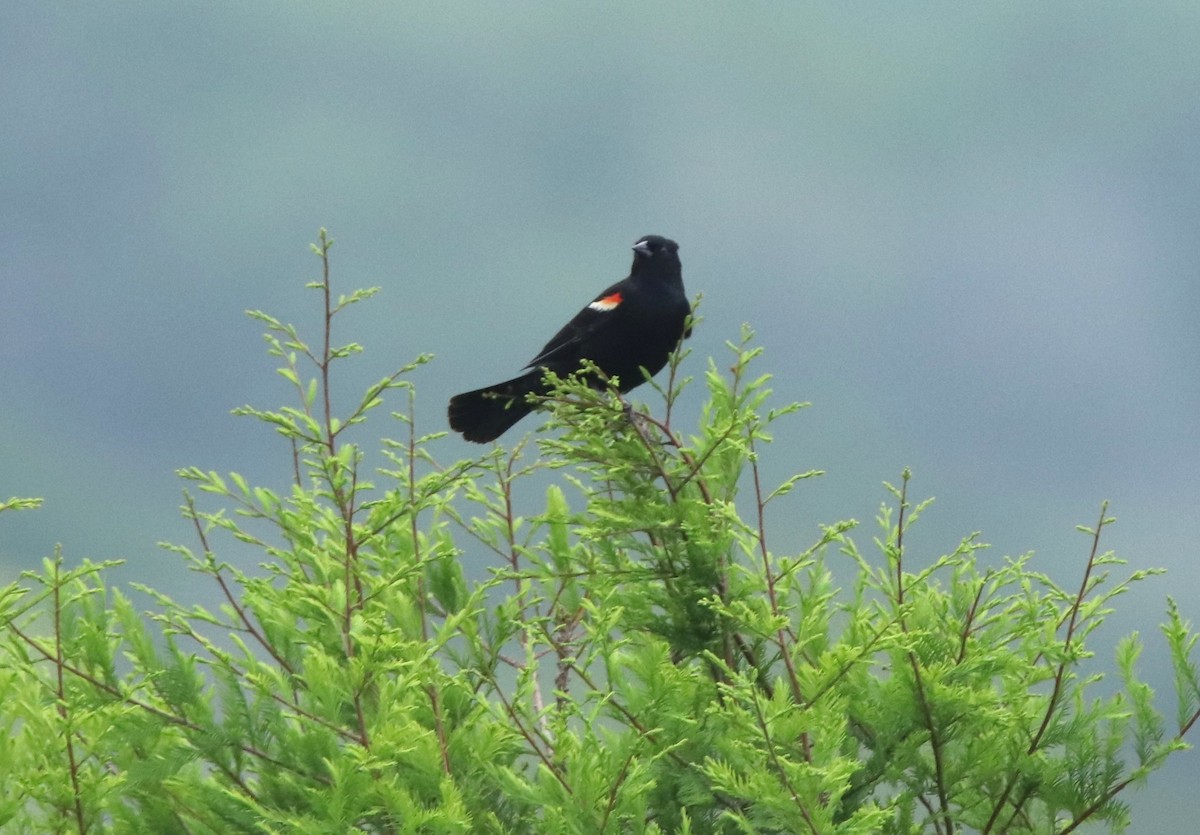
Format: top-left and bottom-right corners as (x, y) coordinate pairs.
(3, 4), (1197, 829)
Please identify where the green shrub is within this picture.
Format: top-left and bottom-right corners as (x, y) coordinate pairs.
(2, 231), (1197, 833)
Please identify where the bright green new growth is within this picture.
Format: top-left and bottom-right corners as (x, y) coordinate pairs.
(1, 231), (1197, 833)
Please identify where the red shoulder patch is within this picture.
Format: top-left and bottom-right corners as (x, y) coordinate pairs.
(588, 292), (623, 312)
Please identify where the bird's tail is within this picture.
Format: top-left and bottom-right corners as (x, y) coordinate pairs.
(448, 371), (543, 443)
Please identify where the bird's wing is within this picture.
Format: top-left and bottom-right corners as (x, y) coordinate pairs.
(524, 280), (626, 368)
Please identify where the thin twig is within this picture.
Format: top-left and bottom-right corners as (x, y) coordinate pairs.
(894, 474), (954, 834)
(184, 493), (295, 677)
(749, 437), (810, 759)
(52, 560), (88, 833)
(983, 503), (1111, 834)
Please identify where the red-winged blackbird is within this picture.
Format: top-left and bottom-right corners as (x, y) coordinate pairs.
(448, 235), (691, 443)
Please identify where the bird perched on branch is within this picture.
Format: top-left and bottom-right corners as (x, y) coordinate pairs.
(448, 235), (691, 443)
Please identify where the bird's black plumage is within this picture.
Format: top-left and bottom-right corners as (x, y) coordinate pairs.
(448, 235), (691, 443)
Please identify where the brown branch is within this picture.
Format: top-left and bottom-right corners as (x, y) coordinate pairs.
(408, 395), (450, 776)
(956, 573), (990, 665)
(148, 609), (364, 745)
(8, 621), (300, 794)
(893, 475), (954, 834)
(748, 692), (819, 834)
(184, 494), (296, 678)
(983, 502), (1111, 834)
(487, 668), (570, 793)
(598, 746), (639, 832)
(748, 438), (810, 761)
(318, 229), (335, 454)
(52, 561), (88, 833)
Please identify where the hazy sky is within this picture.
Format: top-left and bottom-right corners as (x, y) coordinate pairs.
(4, 4), (1199, 829)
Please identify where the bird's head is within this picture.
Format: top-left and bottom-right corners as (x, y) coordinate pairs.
(631, 235), (683, 284)
(632, 235), (679, 261)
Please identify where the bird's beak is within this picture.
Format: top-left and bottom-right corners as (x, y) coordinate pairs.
(632, 240), (652, 256)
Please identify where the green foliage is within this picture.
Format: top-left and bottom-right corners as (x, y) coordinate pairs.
(2, 230), (1197, 833)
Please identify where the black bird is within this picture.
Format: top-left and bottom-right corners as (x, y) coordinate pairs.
(448, 235), (691, 443)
